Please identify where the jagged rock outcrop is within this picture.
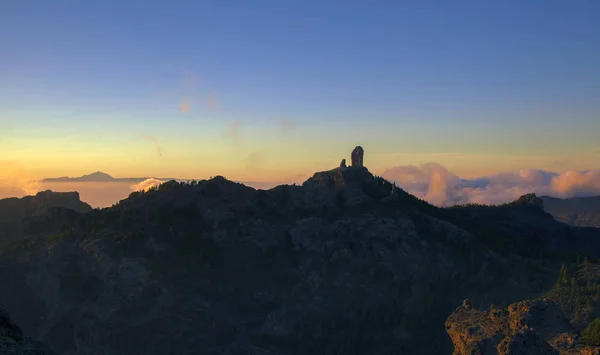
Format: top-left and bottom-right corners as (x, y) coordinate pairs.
(351, 146), (364, 167)
(513, 193), (544, 209)
(0, 306), (58, 354)
(507, 299), (571, 340)
(446, 299), (573, 354)
(340, 159), (346, 168)
(497, 329), (558, 355)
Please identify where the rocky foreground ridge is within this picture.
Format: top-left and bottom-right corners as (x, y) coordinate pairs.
(446, 260), (600, 354)
(1, 147), (600, 354)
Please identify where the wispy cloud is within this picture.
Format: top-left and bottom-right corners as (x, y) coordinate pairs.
(181, 70), (198, 89)
(205, 90), (219, 110)
(245, 151), (266, 169)
(179, 99), (191, 114)
(222, 120), (243, 143)
(172, 71), (220, 114)
(277, 118), (295, 134)
(130, 178), (164, 192)
(139, 135), (166, 157)
(382, 163), (600, 206)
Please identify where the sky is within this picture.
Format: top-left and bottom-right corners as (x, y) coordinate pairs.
(1, 1), (600, 207)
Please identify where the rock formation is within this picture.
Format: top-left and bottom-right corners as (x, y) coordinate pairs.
(446, 299), (577, 355)
(351, 146), (364, 167)
(514, 193), (544, 209)
(340, 159), (347, 168)
(497, 330), (558, 355)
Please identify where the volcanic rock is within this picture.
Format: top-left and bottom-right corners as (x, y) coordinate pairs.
(351, 146), (364, 167)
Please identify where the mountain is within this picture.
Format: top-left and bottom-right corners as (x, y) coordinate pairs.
(1, 147), (600, 354)
(0, 190), (93, 247)
(541, 195), (600, 228)
(43, 171), (116, 182)
(42, 172), (179, 183)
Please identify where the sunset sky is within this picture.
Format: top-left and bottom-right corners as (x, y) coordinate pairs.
(1, 1), (600, 206)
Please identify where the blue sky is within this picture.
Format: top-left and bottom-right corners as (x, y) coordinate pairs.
(1, 0), (599, 180)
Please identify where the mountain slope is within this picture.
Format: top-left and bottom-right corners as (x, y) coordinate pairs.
(1, 154), (599, 354)
(0, 190), (93, 239)
(541, 196), (600, 228)
(447, 259), (600, 354)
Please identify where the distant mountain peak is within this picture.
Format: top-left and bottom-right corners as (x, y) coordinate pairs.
(81, 171), (115, 180)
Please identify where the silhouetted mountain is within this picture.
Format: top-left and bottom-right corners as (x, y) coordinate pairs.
(541, 195), (600, 228)
(0, 190), (93, 237)
(43, 171), (116, 182)
(1, 149), (600, 354)
(42, 172), (179, 183)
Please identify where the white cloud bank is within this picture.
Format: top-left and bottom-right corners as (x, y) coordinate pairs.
(381, 163), (600, 207)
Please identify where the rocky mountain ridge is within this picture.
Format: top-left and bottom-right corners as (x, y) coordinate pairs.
(0, 147), (599, 354)
(541, 196), (600, 228)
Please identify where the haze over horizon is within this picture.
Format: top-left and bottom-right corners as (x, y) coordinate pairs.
(2, 1), (599, 207)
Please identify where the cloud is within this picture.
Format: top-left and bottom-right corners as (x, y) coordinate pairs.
(551, 170), (600, 197)
(278, 118), (295, 134)
(130, 178), (164, 192)
(205, 90), (219, 110)
(381, 163), (600, 207)
(179, 99), (191, 114)
(181, 70), (198, 88)
(245, 151), (266, 170)
(222, 120), (243, 143)
(139, 135), (166, 157)
(0, 162), (41, 198)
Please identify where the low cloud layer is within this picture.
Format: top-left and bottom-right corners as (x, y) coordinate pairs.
(130, 178), (165, 192)
(381, 163), (600, 207)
